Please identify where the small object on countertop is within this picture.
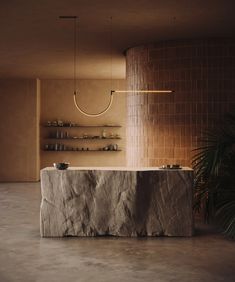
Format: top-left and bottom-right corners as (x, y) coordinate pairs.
(53, 162), (69, 170)
(172, 164), (181, 169)
(161, 164), (182, 169)
(160, 165), (168, 169)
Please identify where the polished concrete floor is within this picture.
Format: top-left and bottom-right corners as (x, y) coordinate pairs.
(0, 183), (235, 282)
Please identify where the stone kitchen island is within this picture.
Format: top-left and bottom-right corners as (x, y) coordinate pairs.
(40, 167), (194, 237)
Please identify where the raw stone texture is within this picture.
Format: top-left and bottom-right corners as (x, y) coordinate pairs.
(40, 168), (194, 237)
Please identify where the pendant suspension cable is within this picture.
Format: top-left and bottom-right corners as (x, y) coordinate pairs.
(73, 16), (114, 117)
(60, 15), (114, 117)
(74, 16), (77, 94)
(110, 16), (113, 92)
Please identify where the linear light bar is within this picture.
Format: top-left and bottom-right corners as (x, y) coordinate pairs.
(59, 16), (77, 19)
(111, 90), (173, 94)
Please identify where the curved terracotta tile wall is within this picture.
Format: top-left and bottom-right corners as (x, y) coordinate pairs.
(126, 39), (235, 166)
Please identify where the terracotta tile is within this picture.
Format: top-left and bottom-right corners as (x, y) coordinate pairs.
(126, 39), (235, 167)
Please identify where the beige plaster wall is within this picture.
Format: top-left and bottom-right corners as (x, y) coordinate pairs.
(0, 79), (40, 181)
(40, 79), (126, 168)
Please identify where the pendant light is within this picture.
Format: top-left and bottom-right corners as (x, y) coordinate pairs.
(60, 16), (114, 117)
(60, 16), (173, 118)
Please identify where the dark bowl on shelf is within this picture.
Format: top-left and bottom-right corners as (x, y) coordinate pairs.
(53, 162), (69, 170)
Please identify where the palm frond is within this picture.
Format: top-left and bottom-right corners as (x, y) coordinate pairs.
(192, 112), (235, 238)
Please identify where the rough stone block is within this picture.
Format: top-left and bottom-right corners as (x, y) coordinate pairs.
(40, 167), (194, 237)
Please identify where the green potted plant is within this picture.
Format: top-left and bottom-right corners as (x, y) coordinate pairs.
(193, 113), (235, 238)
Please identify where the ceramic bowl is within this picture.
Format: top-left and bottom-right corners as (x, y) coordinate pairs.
(53, 162), (69, 170)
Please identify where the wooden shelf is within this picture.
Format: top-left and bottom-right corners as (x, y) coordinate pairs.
(43, 149), (122, 152)
(42, 122), (122, 154)
(44, 125), (122, 128)
(45, 137), (122, 140)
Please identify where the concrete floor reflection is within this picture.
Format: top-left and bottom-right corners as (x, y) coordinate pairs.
(0, 183), (234, 282)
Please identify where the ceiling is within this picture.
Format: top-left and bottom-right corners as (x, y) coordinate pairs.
(0, 0), (235, 79)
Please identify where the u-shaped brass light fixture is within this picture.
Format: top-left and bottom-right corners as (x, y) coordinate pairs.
(73, 90), (114, 117)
